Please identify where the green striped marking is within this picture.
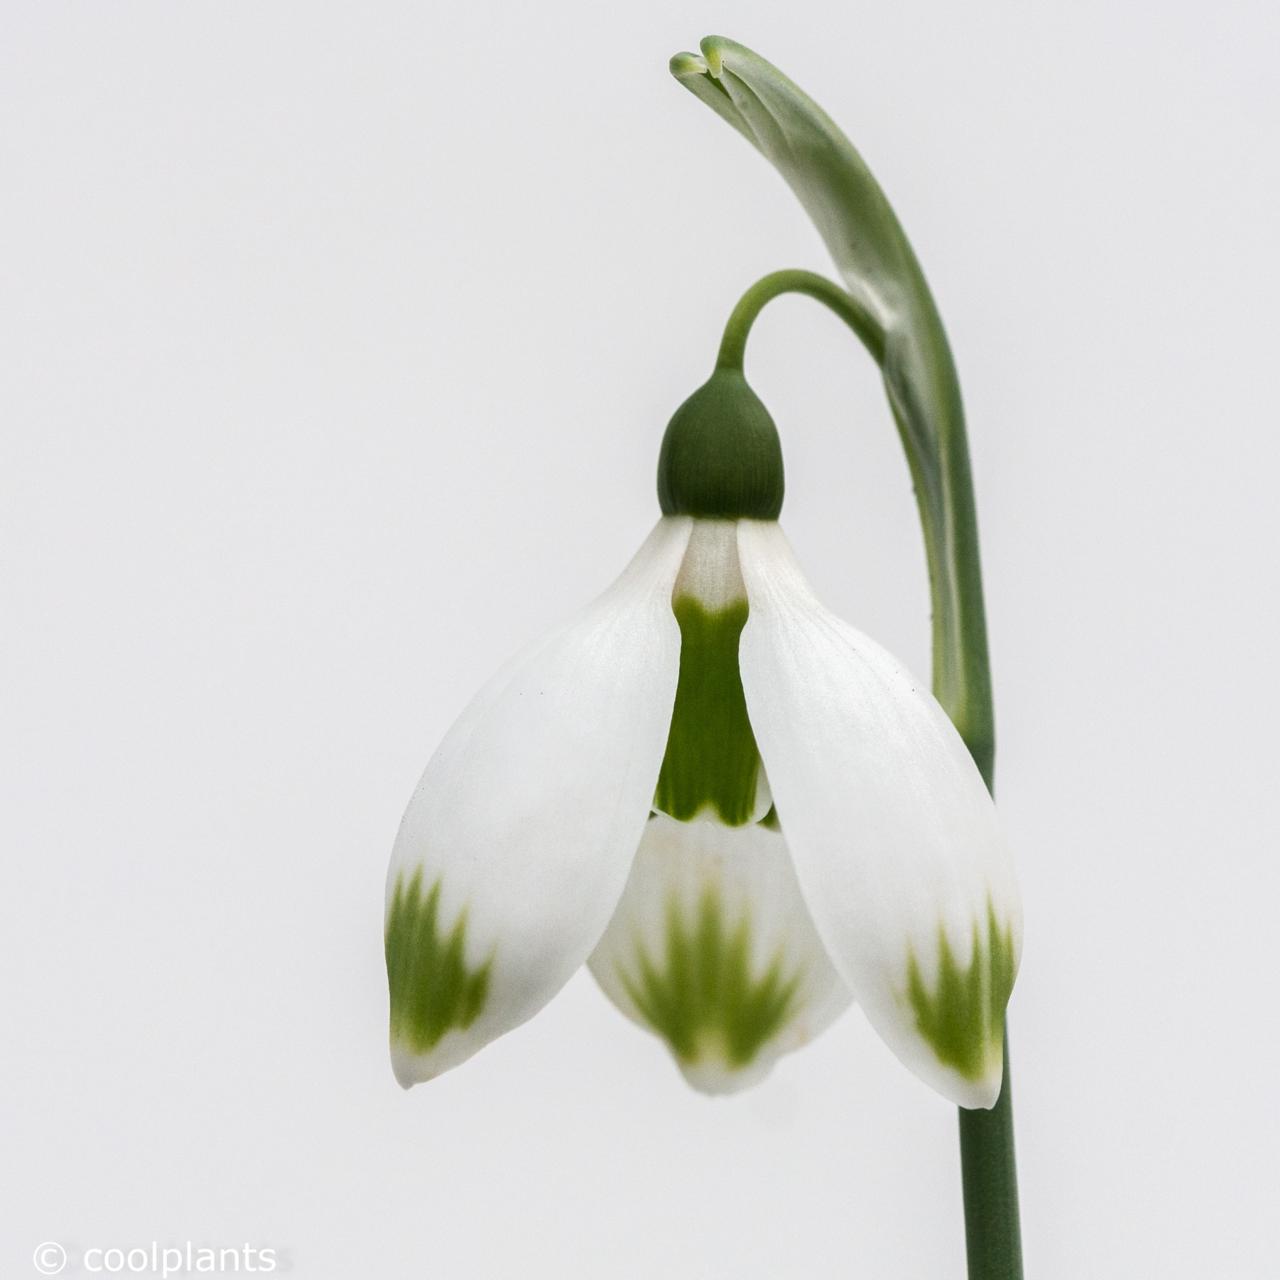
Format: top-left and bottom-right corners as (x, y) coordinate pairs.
(654, 596), (764, 825)
(620, 886), (802, 1069)
(386, 869), (492, 1053)
(907, 901), (1016, 1080)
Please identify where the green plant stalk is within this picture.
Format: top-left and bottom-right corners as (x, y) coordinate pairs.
(716, 268), (1022, 1280)
(959, 1037), (1022, 1279)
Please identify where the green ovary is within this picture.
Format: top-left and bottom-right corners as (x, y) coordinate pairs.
(620, 887), (802, 1069)
(907, 901), (1017, 1081)
(654, 596), (764, 825)
(386, 869), (492, 1053)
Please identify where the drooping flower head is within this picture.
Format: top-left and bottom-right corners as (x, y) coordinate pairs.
(385, 368), (1021, 1108)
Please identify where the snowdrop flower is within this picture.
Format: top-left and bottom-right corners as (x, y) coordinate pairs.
(385, 369), (1021, 1109)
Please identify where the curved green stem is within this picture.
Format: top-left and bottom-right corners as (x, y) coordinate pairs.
(716, 269), (886, 370)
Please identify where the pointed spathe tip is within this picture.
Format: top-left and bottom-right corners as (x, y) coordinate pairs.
(699, 36), (732, 77)
(669, 51), (707, 81)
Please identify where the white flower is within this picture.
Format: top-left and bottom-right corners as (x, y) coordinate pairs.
(385, 377), (1021, 1110)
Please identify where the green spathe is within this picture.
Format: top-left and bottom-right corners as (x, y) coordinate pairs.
(670, 36), (993, 774)
(657, 369), (784, 520)
(620, 886), (802, 1069)
(654, 596), (764, 825)
(907, 903), (1016, 1082)
(386, 869), (492, 1052)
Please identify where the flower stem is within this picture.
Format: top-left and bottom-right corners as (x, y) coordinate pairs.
(715, 269), (885, 370)
(719, 270), (1024, 1280)
(959, 1038), (1023, 1279)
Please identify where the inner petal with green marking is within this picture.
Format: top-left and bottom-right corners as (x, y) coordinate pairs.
(654, 595), (766, 824)
(654, 520), (770, 826)
(386, 868), (492, 1053)
(588, 813), (852, 1093)
(906, 900), (1017, 1082)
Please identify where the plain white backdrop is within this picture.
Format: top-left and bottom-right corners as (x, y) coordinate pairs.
(4, 3), (1278, 1277)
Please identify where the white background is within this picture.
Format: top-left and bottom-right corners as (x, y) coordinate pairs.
(4, 3), (1278, 1277)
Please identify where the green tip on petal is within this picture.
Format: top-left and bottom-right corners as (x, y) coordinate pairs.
(386, 869), (493, 1057)
(906, 901), (1017, 1090)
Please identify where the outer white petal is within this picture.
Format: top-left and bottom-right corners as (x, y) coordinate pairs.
(736, 521), (1022, 1109)
(386, 517), (692, 1087)
(589, 813), (851, 1095)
